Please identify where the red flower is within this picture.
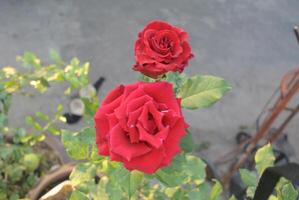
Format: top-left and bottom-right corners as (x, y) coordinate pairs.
(94, 82), (188, 173)
(133, 20), (193, 78)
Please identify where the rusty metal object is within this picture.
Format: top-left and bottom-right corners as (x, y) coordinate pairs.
(219, 26), (299, 184)
(220, 68), (299, 185)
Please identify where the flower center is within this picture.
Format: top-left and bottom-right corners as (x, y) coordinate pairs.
(147, 112), (158, 135)
(158, 36), (173, 49)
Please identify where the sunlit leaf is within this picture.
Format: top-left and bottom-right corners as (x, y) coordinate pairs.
(178, 75), (231, 109)
(209, 179), (222, 200)
(255, 143), (275, 175)
(70, 163), (96, 186)
(61, 128), (95, 160)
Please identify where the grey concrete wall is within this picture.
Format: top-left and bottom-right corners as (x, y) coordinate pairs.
(1, 0), (299, 162)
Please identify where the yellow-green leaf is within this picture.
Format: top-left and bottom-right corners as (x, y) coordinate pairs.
(178, 75), (231, 109)
(255, 144), (275, 175)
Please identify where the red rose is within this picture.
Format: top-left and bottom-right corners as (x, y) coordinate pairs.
(133, 20), (193, 78)
(94, 82), (188, 173)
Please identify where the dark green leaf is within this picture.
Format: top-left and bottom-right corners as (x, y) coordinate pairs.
(155, 154), (186, 187)
(183, 155), (206, 182)
(180, 130), (194, 153)
(129, 170), (144, 196)
(188, 183), (211, 200)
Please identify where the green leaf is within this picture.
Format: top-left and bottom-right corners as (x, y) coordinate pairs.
(90, 144), (104, 163)
(69, 190), (89, 200)
(171, 188), (187, 200)
(180, 130), (195, 153)
(138, 74), (155, 82)
(47, 126), (61, 135)
(155, 154), (187, 187)
(188, 183), (211, 200)
(81, 97), (99, 117)
(254, 143), (275, 175)
(25, 116), (42, 130)
(278, 182), (298, 200)
(61, 128), (95, 160)
(246, 186), (255, 198)
(129, 170), (144, 196)
(23, 153), (40, 171)
(209, 179), (223, 200)
(178, 75), (231, 109)
(18, 51), (41, 69)
(40, 77), (50, 87)
(165, 187), (180, 198)
(49, 49), (63, 65)
(268, 195), (278, 200)
(71, 57), (80, 66)
(56, 104), (63, 116)
(35, 111), (49, 121)
(228, 195), (237, 200)
(156, 154), (207, 188)
(239, 169), (257, 187)
(164, 72), (187, 94)
(96, 176), (110, 200)
(104, 166), (133, 199)
(70, 163), (96, 186)
(183, 155), (206, 183)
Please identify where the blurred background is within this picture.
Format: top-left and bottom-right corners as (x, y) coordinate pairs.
(1, 0), (299, 162)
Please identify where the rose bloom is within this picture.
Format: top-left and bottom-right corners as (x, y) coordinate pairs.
(94, 81), (188, 173)
(133, 20), (193, 78)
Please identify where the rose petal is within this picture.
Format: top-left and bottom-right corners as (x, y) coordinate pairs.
(128, 127), (139, 143)
(123, 147), (166, 174)
(162, 109), (180, 127)
(106, 113), (118, 129)
(147, 101), (165, 130)
(137, 124), (169, 149)
(127, 108), (142, 128)
(141, 82), (180, 114)
(133, 63), (165, 78)
(110, 124), (151, 161)
(127, 95), (152, 113)
(143, 20), (173, 32)
(161, 119), (187, 167)
(97, 140), (109, 155)
(102, 85), (124, 105)
(172, 42), (193, 72)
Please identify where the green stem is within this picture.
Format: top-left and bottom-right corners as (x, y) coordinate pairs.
(128, 171), (131, 200)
